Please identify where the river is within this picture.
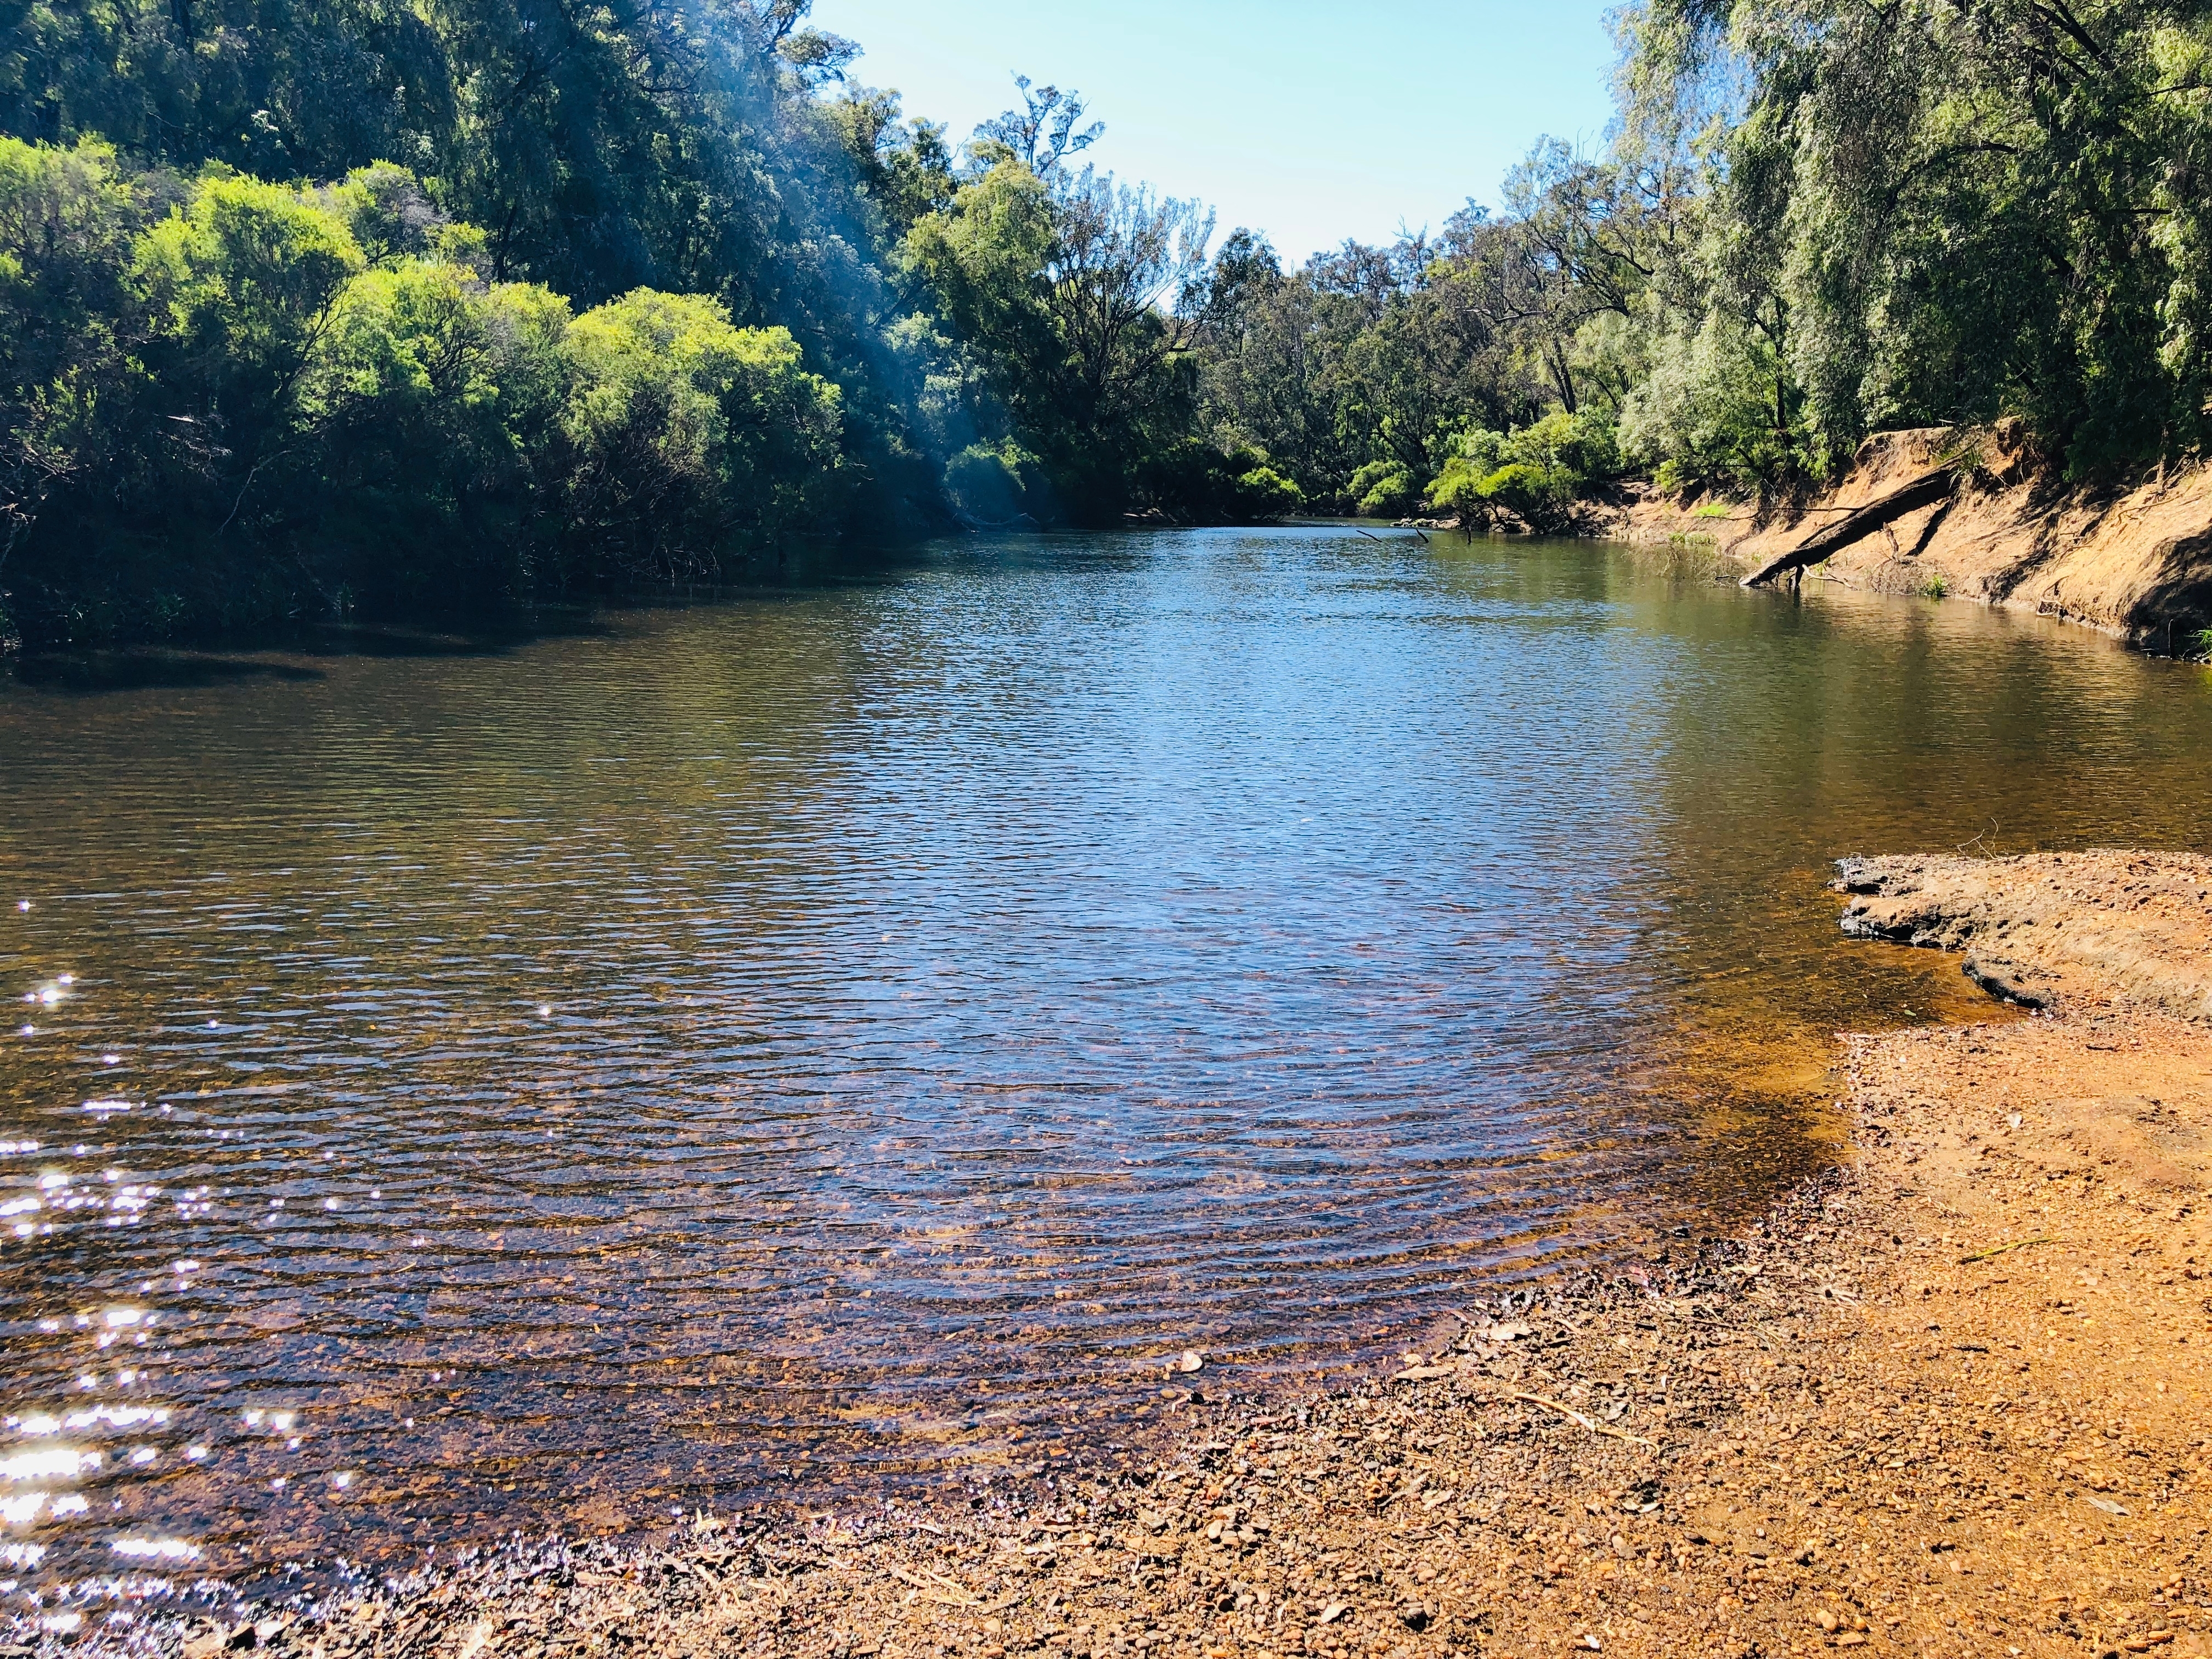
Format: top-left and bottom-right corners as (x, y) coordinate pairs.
(2, 526), (2209, 1612)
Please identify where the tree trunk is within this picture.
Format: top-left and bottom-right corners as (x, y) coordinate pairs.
(1739, 465), (1958, 588)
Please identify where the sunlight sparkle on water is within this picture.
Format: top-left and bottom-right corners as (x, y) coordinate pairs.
(0, 1449), (98, 1482)
(110, 1538), (200, 1562)
(63, 1407), (167, 1431)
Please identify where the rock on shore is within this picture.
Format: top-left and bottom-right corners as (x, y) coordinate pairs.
(1835, 849), (2212, 1020)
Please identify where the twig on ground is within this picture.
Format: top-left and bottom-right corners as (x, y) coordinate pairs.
(1490, 1390), (1658, 1448)
(888, 1565), (980, 1607)
(1959, 1236), (2055, 1264)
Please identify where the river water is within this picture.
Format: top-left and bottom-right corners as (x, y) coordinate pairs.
(2, 527), (2210, 1613)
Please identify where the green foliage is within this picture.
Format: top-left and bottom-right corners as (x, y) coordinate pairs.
(0, 142), (850, 645)
(1621, 316), (1815, 497)
(1504, 410), (1621, 481)
(1348, 459), (1421, 518)
(1190, 2), (2212, 510)
(1622, 0), (2212, 483)
(1919, 573), (1950, 601)
(301, 258), (571, 597)
(899, 156), (1217, 522)
(1473, 462), (1569, 521)
(1234, 464), (1304, 519)
(133, 173), (366, 433)
(0, 136), (142, 562)
(558, 290), (843, 576)
(1422, 411), (1617, 528)
(1125, 441), (1301, 523)
(943, 440), (1049, 525)
(20, 0), (2208, 642)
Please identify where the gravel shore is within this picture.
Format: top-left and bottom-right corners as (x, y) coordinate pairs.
(64, 851), (2212, 1659)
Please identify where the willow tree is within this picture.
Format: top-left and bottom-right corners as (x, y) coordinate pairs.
(1618, 0), (2212, 480)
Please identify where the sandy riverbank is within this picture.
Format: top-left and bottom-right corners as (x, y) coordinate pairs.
(102, 852), (2212, 1659)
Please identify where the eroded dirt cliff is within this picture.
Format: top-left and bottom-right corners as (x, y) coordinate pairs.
(1612, 430), (2212, 650)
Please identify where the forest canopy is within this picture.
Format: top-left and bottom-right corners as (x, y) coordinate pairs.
(3, 0), (2209, 646)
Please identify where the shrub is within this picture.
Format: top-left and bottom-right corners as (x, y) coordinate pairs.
(133, 172), (366, 431)
(944, 439), (1050, 524)
(1506, 410), (1621, 480)
(1422, 412), (1618, 530)
(1348, 459), (1420, 517)
(0, 137), (144, 573)
(557, 290), (844, 579)
(0, 142), (864, 645)
(300, 260), (572, 600)
(1233, 464), (1303, 519)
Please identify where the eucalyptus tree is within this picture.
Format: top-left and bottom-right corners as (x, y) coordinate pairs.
(974, 76), (1107, 179)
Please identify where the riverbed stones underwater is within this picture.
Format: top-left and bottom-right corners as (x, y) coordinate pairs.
(82, 853), (2212, 1658)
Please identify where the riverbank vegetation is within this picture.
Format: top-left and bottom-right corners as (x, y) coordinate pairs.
(4, 0), (2210, 645)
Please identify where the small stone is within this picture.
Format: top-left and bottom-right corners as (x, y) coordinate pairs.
(1318, 1602), (1348, 1625)
(1814, 1609), (1839, 1633)
(1176, 1351), (1205, 1374)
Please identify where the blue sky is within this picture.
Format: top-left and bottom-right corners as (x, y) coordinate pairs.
(808, 0), (1624, 267)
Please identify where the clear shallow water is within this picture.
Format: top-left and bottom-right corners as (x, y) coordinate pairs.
(2, 526), (2210, 1610)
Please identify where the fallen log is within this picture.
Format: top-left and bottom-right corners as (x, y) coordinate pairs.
(1739, 465), (1959, 588)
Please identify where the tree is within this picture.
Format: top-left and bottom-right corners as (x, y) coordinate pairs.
(900, 152), (1215, 519)
(974, 75), (1104, 179)
(1617, 0), (2212, 481)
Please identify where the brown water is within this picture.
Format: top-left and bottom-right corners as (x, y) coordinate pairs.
(2, 527), (2210, 1617)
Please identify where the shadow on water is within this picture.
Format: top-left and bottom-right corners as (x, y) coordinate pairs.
(4, 542), (945, 694)
(1, 525), (2209, 1600)
(10, 650), (333, 692)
